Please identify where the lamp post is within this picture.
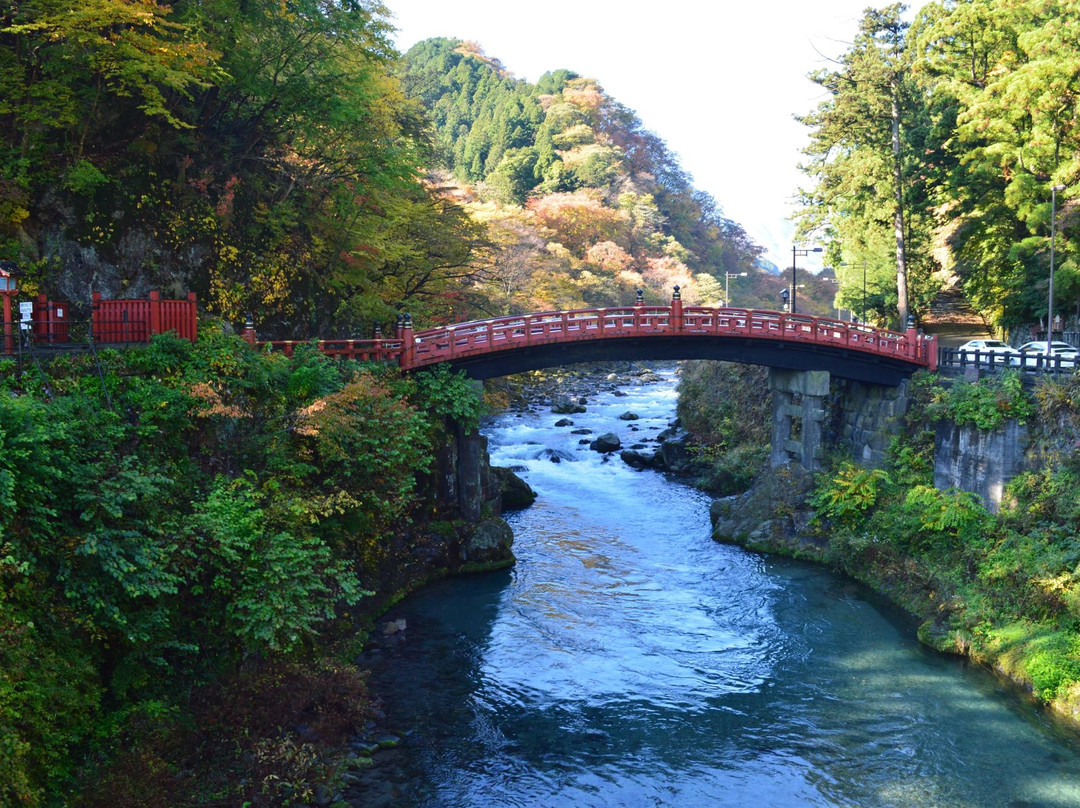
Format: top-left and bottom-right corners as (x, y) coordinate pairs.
(724, 271), (747, 306)
(791, 244), (822, 314)
(1050, 184), (1066, 341)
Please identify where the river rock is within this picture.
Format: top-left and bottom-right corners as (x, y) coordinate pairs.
(657, 435), (694, 473)
(554, 418), (574, 427)
(618, 411), (640, 421)
(620, 449), (656, 469)
(590, 433), (622, 453)
(552, 396), (586, 414)
(462, 517), (514, 565)
(493, 466), (537, 511)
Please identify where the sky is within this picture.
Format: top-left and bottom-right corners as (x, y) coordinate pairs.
(388, 0), (925, 273)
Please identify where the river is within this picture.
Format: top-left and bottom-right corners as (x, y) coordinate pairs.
(353, 366), (1080, 808)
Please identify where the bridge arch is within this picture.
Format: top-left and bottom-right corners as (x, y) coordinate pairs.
(249, 290), (936, 386)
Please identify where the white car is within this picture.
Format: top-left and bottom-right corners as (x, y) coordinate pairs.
(956, 339), (1020, 365)
(1011, 340), (1079, 369)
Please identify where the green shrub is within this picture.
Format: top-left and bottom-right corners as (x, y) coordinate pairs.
(932, 370), (1033, 430)
(809, 462), (891, 524)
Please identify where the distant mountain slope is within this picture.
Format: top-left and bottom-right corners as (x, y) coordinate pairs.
(399, 38), (808, 314)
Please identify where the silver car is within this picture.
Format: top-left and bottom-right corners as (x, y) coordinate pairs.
(1012, 340), (1079, 368)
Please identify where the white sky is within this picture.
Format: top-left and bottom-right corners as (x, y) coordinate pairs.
(388, 1), (922, 272)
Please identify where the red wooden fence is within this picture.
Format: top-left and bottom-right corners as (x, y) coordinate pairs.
(90, 291), (198, 343)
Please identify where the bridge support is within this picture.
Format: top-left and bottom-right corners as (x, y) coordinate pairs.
(769, 368), (829, 471)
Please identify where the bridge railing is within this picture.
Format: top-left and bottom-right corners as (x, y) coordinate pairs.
(403, 302), (935, 370)
(409, 305), (679, 365)
(241, 290), (937, 372)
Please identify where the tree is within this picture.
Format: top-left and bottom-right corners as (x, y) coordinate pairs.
(799, 3), (936, 326)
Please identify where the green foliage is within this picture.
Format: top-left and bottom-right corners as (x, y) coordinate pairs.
(190, 477), (366, 654)
(810, 462), (891, 523)
(931, 371), (1034, 430)
(412, 363), (486, 432)
(676, 361), (771, 495)
(0, 332), (467, 802)
(902, 485), (988, 543)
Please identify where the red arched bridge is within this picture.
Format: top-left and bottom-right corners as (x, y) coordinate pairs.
(249, 290), (937, 387)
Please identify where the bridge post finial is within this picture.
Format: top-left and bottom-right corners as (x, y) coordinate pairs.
(373, 321), (382, 339)
(243, 313), (257, 347)
(905, 314), (918, 359)
(671, 286), (683, 331)
(635, 288), (644, 307)
(395, 313), (404, 336)
(400, 313), (414, 370)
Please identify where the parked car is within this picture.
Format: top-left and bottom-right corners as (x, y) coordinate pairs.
(1011, 340), (1080, 368)
(955, 338), (1020, 365)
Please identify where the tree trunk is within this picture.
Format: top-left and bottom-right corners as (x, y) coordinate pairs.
(891, 80), (909, 326)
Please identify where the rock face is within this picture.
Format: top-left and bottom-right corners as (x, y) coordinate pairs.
(709, 463), (821, 555)
(590, 432), (622, 453)
(933, 419), (1030, 513)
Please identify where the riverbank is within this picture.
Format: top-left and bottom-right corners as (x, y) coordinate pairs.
(708, 370), (1080, 734)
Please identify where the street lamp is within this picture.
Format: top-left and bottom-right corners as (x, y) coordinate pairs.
(1050, 184), (1066, 340)
(791, 244), (822, 314)
(724, 271), (747, 306)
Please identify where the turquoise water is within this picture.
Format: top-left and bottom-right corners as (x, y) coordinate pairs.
(355, 368), (1080, 807)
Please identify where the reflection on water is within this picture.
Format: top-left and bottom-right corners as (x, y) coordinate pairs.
(356, 367), (1080, 808)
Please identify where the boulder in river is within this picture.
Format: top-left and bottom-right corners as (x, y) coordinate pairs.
(590, 432), (622, 453)
(554, 418), (575, 427)
(462, 517), (515, 566)
(620, 449), (657, 469)
(493, 466), (537, 511)
(618, 411), (640, 421)
(552, 396), (587, 414)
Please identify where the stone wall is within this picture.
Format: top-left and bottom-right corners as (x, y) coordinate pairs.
(933, 420), (1031, 513)
(826, 377), (912, 467)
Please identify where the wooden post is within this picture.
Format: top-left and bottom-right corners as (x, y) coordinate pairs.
(186, 292), (197, 342)
(2, 292), (10, 354)
(92, 292), (102, 343)
(149, 290), (162, 338)
(671, 285), (683, 331)
(399, 313), (414, 369)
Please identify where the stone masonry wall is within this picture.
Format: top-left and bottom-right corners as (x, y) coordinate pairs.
(826, 377), (912, 467)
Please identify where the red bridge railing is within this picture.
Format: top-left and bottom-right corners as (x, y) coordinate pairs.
(249, 290), (937, 373)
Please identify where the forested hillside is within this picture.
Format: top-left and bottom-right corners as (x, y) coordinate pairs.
(800, 0), (1080, 335)
(399, 38), (776, 314)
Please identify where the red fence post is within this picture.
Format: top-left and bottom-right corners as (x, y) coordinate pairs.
(149, 290), (161, 338)
(33, 293), (47, 343)
(671, 286), (683, 331)
(92, 292), (101, 343)
(399, 313), (414, 369)
(186, 292), (197, 341)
